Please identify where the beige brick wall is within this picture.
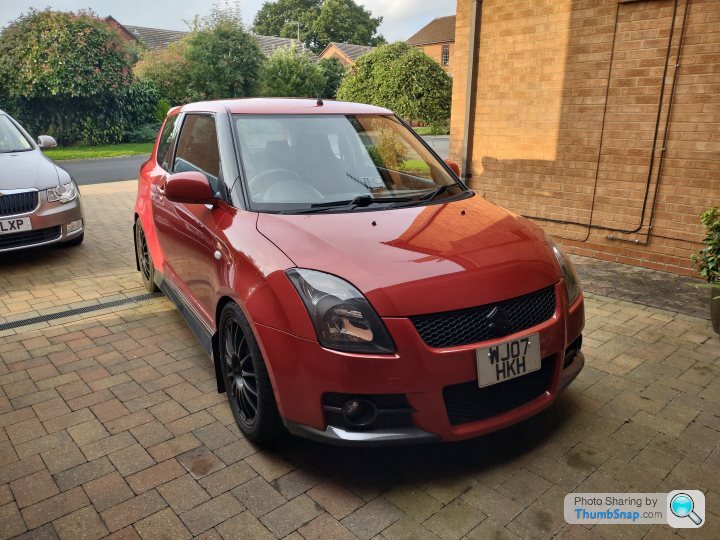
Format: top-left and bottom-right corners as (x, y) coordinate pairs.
(418, 42), (456, 75)
(450, 0), (720, 276)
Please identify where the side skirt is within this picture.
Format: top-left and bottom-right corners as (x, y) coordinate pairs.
(154, 272), (226, 394)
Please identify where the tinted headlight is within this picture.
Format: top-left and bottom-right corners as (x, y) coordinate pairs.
(286, 269), (395, 355)
(47, 181), (78, 204)
(547, 235), (581, 306)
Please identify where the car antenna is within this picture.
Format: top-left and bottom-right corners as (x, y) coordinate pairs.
(295, 43), (323, 106)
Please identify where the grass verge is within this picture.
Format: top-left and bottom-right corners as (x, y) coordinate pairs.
(44, 142), (154, 160)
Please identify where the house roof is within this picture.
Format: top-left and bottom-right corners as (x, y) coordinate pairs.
(322, 42), (375, 62)
(112, 19), (304, 56)
(407, 15), (456, 46)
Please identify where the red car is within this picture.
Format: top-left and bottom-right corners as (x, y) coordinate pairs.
(134, 99), (584, 445)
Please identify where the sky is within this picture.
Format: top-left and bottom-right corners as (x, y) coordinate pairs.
(0, 0), (454, 42)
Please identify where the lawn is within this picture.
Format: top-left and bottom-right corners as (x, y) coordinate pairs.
(43, 142), (154, 160)
(413, 126), (450, 136)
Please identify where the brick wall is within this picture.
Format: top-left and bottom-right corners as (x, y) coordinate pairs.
(418, 42), (456, 75)
(450, 0), (719, 276)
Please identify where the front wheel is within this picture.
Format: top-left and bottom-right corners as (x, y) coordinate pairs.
(219, 302), (283, 442)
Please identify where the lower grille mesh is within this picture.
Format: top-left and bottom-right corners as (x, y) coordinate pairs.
(0, 226), (60, 250)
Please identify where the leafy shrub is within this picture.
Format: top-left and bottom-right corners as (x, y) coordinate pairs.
(337, 42), (452, 126)
(692, 207), (720, 283)
(318, 57), (346, 99)
(261, 46), (326, 98)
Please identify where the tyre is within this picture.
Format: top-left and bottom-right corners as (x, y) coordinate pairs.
(219, 302), (283, 442)
(135, 221), (158, 293)
(64, 232), (84, 246)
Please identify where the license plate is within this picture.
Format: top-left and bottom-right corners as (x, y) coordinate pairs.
(0, 217), (32, 235)
(476, 333), (541, 387)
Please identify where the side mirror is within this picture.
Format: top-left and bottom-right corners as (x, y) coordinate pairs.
(37, 135), (57, 149)
(445, 160), (460, 176)
(165, 172), (216, 205)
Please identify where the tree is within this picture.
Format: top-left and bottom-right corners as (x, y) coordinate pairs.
(252, 0), (384, 53)
(0, 9), (137, 142)
(318, 57), (346, 99)
(137, 6), (264, 103)
(337, 42), (452, 127)
(261, 46), (326, 98)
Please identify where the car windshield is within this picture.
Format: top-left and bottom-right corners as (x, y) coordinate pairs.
(233, 114), (464, 213)
(0, 115), (32, 153)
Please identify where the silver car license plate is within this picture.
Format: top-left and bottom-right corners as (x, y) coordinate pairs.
(476, 333), (541, 387)
(0, 217), (32, 235)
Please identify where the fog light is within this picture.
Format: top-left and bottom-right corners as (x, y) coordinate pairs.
(341, 399), (377, 427)
(66, 220), (83, 233)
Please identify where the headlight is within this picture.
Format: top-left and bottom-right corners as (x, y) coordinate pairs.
(286, 269), (395, 355)
(47, 182), (78, 204)
(547, 235), (581, 306)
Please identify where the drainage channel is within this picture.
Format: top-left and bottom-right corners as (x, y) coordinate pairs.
(0, 292), (163, 331)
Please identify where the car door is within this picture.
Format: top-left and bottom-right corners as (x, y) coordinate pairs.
(155, 113), (227, 325)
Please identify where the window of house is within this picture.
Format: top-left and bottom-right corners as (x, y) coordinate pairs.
(441, 44), (450, 66)
(173, 114), (221, 193)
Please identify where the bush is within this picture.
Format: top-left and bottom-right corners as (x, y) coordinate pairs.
(0, 9), (139, 144)
(123, 122), (162, 143)
(337, 42), (452, 126)
(692, 207), (720, 284)
(318, 57), (346, 99)
(261, 46), (326, 98)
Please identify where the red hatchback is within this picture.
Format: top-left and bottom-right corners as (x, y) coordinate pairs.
(134, 99), (585, 445)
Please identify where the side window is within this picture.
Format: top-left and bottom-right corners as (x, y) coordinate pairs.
(173, 114), (221, 193)
(156, 115), (179, 171)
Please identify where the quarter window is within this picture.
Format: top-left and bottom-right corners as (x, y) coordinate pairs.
(156, 115), (179, 171)
(441, 44), (450, 66)
(173, 114), (221, 193)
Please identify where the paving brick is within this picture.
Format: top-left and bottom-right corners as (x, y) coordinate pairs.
(127, 459), (185, 494)
(10, 469), (59, 508)
(54, 457), (115, 492)
(91, 398), (130, 423)
(134, 508), (192, 540)
(0, 502), (27, 539)
(383, 485), (443, 522)
(81, 432), (136, 461)
(108, 444), (155, 476)
(67, 419), (109, 447)
(193, 422), (237, 451)
(105, 410), (154, 435)
(259, 494), (322, 538)
(298, 513), (357, 540)
(84, 472), (134, 512)
(341, 497), (403, 540)
(424, 499), (485, 540)
(41, 443), (86, 475)
(157, 474), (210, 513)
(53, 506), (109, 540)
(199, 461), (256, 497)
(180, 492), (244, 536)
(130, 420), (173, 447)
(244, 452), (294, 482)
(232, 476), (286, 518)
(5, 417), (46, 445)
(0, 455), (46, 485)
(100, 490), (167, 533)
(177, 445), (225, 480)
(21, 486), (89, 529)
(147, 433), (201, 463)
(215, 510), (273, 540)
(272, 468), (320, 500)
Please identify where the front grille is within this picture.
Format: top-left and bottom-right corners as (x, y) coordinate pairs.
(410, 286), (556, 348)
(443, 357), (555, 425)
(0, 191), (39, 217)
(0, 226), (61, 250)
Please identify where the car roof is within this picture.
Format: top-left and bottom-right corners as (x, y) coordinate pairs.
(173, 98), (393, 116)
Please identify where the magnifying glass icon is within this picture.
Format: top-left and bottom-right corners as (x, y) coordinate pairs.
(670, 493), (703, 526)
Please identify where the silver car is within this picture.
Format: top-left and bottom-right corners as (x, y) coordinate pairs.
(0, 110), (84, 252)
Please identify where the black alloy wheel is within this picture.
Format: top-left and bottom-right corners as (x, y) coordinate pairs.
(135, 221), (157, 292)
(219, 302), (283, 441)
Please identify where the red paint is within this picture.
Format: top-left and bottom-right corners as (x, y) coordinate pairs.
(135, 99), (585, 442)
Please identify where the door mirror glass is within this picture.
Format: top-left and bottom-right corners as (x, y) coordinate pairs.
(37, 135), (58, 149)
(165, 172), (216, 205)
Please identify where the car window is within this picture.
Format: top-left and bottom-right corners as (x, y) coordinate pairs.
(173, 114), (221, 193)
(156, 115), (179, 171)
(0, 115), (32, 153)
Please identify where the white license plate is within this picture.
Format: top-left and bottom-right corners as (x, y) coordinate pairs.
(0, 217), (32, 235)
(476, 333), (541, 387)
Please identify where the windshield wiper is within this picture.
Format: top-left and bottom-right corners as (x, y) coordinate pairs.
(419, 184), (461, 202)
(283, 194), (413, 214)
(1, 148), (32, 154)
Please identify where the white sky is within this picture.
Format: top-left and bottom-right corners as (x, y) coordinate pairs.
(0, 0), (455, 42)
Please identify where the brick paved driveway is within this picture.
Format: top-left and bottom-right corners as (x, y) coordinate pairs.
(1, 181), (718, 539)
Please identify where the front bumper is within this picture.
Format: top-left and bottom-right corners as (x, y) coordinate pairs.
(0, 191), (84, 253)
(255, 282), (585, 444)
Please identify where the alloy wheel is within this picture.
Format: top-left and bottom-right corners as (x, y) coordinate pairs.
(223, 316), (259, 425)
